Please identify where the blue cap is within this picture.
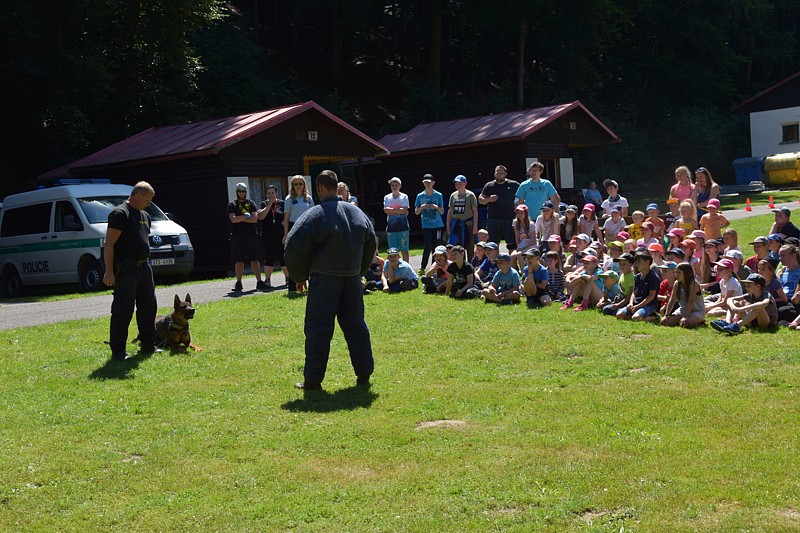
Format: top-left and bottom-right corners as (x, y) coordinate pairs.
(646, 203), (659, 211)
(497, 253), (512, 262)
(541, 200), (555, 209)
(657, 261), (678, 270)
(453, 175), (467, 183)
(387, 247), (400, 255)
(768, 233), (784, 241)
(485, 242), (499, 250)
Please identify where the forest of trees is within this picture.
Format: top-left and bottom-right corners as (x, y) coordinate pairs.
(2, 0), (800, 198)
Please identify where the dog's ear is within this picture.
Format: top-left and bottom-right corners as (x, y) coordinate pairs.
(185, 293), (192, 305)
(174, 294), (181, 308)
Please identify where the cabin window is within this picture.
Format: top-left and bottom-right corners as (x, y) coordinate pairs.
(782, 123), (799, 144)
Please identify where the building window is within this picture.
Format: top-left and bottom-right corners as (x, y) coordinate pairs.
(782, 123), (799, 144)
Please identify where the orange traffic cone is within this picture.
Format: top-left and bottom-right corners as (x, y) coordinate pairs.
(745, 198), (752, 211)
(768, 195), (775, 209)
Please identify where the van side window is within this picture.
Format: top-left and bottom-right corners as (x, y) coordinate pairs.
(55, 201), (82, 232)
(0, 203), (52, 237)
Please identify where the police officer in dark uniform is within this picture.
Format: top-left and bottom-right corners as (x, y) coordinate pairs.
(102, 181), (158, 361)
(285, 170), (376, 390)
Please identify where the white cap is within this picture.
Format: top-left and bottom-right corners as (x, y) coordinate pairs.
(388, 177), (402, 185)
(235, 182), (247, 191)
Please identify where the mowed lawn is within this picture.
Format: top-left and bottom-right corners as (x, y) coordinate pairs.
(0, 213), (799, 531)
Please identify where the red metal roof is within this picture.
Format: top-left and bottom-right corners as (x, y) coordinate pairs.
(66, 101), (387, 169)
(379, 100), (619, 154)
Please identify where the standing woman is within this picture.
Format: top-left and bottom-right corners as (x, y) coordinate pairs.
(283, 175), (315, 292)
(257, 185), (288, 290)
(692, 166), (720, 218)
(669, 166), (695, 202)
(338, 181), (358, 206)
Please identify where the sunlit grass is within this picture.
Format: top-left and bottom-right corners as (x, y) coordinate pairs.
(0, 283), (798, 530)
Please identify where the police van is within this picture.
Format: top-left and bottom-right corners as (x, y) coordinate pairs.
(0, 182), (194, 297)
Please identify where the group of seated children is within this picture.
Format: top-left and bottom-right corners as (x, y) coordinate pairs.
(362, 197), (800, 336)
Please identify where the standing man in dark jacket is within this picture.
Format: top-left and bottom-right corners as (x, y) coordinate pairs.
(480, 164), (520, 252)
(102, 181), (158, 361)
(285, 170), (376, 390)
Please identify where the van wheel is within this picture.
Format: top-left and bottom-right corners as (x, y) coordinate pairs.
(79, 260), (104, 292)
(1, 267), (25, 298)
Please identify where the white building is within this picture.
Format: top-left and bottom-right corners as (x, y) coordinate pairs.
(734, 70), (800, 158)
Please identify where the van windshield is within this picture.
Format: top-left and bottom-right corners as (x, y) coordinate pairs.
(78, 196), (169, 223)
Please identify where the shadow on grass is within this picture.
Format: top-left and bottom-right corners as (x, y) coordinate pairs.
(88, 351), (153, 380)
(281, 385), (378, 413)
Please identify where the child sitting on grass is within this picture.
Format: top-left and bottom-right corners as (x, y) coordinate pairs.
(578, 203), (604, 242)
(476, 241), (500, 286)
(722, 227), (740, 253)
(676, 199), (699, 233)
(704, 258), (742, 317)
(664, 198), (681, 231)
(421, 245), (450, 294)
(511, 204), (537, 271)
(661, 262), (705, 328)
(616, 252), (660, 321)
(545, 250), (566, 302)
(645, 203), (666, 241)
(382, 247), (419, 292)
(758, 258), (788, 306)
(655, 261), (677, 311)
(602, 252), (636, 315)
(564, 253), (605, 312)
(596, 270), (621, 309)
(472, 241), (487, 269)
(445, 245), (482, 299)
(522, 248), (551, 306)
(710, 273), (778, 334)
(602, 207), (626, 241)
(627, 210), (645, 241)
(482, 253), (521, 304)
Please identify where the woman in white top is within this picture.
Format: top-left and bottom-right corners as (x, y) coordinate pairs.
(283, 175), (315, 239)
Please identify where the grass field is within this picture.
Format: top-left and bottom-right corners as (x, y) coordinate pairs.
(1, 214), (799, 531)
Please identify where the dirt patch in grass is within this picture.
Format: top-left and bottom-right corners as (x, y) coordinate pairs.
(629, 367), (648, 373)
(483, 505), (526, 517)
(780, 509), (800, 520)
(577, 507), (636, 526)
(122, 454), (143, 463)
(415, 419), (467, 430)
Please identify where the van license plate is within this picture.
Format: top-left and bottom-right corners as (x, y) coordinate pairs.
(151, 258), (175, 266)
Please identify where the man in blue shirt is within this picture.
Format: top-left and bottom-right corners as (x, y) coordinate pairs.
(583, 181), (603, 212)
(515, 161), (560, 213)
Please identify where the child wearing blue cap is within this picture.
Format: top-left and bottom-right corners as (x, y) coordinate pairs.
(482, 253), (521, 304)
(382, 247), (419, 292)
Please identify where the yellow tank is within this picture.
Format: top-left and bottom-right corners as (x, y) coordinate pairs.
(764, 152), (800, 186)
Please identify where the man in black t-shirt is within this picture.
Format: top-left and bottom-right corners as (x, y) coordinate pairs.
(228, 182), (265, 292)
(103, 181), (158, 361)
(479, 165), (520, 251)
(257, 185), (288, 290)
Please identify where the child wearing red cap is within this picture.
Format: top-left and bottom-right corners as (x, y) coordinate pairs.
(699, 198), (730, 241)
(704, 258), (743, 317)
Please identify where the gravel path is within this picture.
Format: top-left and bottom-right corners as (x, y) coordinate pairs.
(1, 200), (796, 331)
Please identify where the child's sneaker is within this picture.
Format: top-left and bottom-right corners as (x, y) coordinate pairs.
(256, 280), (268, 291)
(233, 281), (243, 292)
(710, 319), (729, 332)
(574, 301), (589, 312)
(559, 299), (574, 310)
(724, 322), (741, 335)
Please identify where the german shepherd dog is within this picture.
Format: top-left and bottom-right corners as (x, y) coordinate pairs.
(154, 294), (202, 352)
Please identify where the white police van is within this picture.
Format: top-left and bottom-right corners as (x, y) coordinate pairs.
(0, 181), (194, 297)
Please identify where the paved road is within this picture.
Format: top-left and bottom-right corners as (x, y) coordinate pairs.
(1, 200), (796, 331)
